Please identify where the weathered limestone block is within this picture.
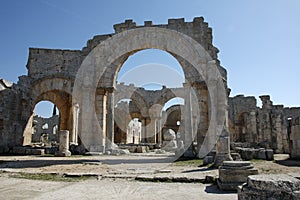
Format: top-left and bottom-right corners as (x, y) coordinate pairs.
(136, 146), (147, 153)
(203, 156), (214, 165)
(257, 149), (266, 160)
(230, 152), (242, 161)
(265, 149), (274, 160)
(162, 129), (177, 152)
(25, 148), (45, 155)
(217, 161), (258, 191)
(291, 117), (300, 159)
(12, 146), (27, 155)
(214, 129), (232, 167)
(239, 148), (255, 160)
(238, 174), (300, 200)
(55, 130), (71, 157)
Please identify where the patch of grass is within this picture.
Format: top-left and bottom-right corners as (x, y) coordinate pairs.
(250, 159), (265, 163)
(10, 172), (91, 182)
(173, 159), (203, 167)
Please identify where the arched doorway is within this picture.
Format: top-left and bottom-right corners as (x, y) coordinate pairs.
(73, 27), (228, 159)
(114, 49), (185, 145)
(31, 100), (60, 145)
(22, 89), (75, 146)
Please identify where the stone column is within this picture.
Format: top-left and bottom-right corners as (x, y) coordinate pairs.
(274, 114), (283, 153)
(55, 130), (71, 157)
(249, 111), (257, 144)
(156, 117), (162, 145)
(91, 88), (107, 153)
(106, 89), (115, 150)
(206, 61), (232, 167)
(196, 82), (209, 158)
(141, 118), (147, 143)
(183, 83), (195, 157)
(70, 103), (79, 145)
(291, 117), (300, 159)
(22, 113), (34, 146)
(259, 95), (273, 148)
(214, 128), (232, 167)
(146, 116), (156, 143)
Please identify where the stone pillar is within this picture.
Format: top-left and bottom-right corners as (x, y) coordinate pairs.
(156, 117), (162, 145)
(106, 89), (115, 150)
(141, 118), (147, 143)
(249, 111), (257, 144)
(183, 83), (195, 157)
(214, 128), (232, 167)
(70, 103), (79, 145)
(196, 82), (209, 158)
(206, 61), (232, 167)
(291, 117), (300, 159)
(274, 114), (283, 153)
(146, 116), (156, 143)
(90, 88), (107, 153)
(22, 113), (34, 146)
(55, 130), (71, 157)
(259, 95), (272, 148)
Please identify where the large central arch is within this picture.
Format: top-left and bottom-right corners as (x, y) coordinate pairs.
(73, 27), (228, 160)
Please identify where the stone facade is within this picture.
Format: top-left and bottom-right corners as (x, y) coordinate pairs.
(0, 16), (298, 163)
(229, 94), (300, 156)
(32, 115), (59, 144)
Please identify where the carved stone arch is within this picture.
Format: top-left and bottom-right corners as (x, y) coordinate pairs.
(31, 77), (73, 105)
(73, 26), (228, 156)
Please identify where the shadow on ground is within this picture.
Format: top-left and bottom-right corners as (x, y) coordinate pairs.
(0, 156), (176, 169)
(205, 184), (237, 194)
(275, 159), (300, 167)
(182, 167), (213, 173)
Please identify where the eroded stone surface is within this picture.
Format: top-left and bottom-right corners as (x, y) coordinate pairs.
(218, 161), (258, 191)
(238, 174), (300, 200)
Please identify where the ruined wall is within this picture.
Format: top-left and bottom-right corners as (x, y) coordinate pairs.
(32, 115), (59, 144)
(291, 117), (300, 158)
(229, 95), (300, 154)
(1, 16), (298, 156)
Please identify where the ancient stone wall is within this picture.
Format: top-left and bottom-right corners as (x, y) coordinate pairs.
(32, 115), (59, 144)
(0, 16), (297, 161)
(291, 117), (300, 158)
(229, 95), (300, 154)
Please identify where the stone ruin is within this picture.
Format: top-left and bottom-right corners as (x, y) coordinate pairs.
(229, 94), (300, 159)
(32, 114), (59, 145)
(0, 17), (299, 165)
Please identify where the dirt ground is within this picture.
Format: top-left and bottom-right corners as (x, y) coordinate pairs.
(0, 153), (299, 200)
(0, 153), (299, 175)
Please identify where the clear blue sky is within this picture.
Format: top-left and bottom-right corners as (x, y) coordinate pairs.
(0, 0), (299, 116)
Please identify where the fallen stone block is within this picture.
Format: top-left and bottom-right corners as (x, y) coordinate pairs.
(238, 174), (300, 200)
(265, 149), (274, 160)
(257, 149), (266, 160)
(203, 156), (214, 165)
(12, 146), (27, 155)
(136, 146), (147, 153)
(25, 148), (45, 155)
